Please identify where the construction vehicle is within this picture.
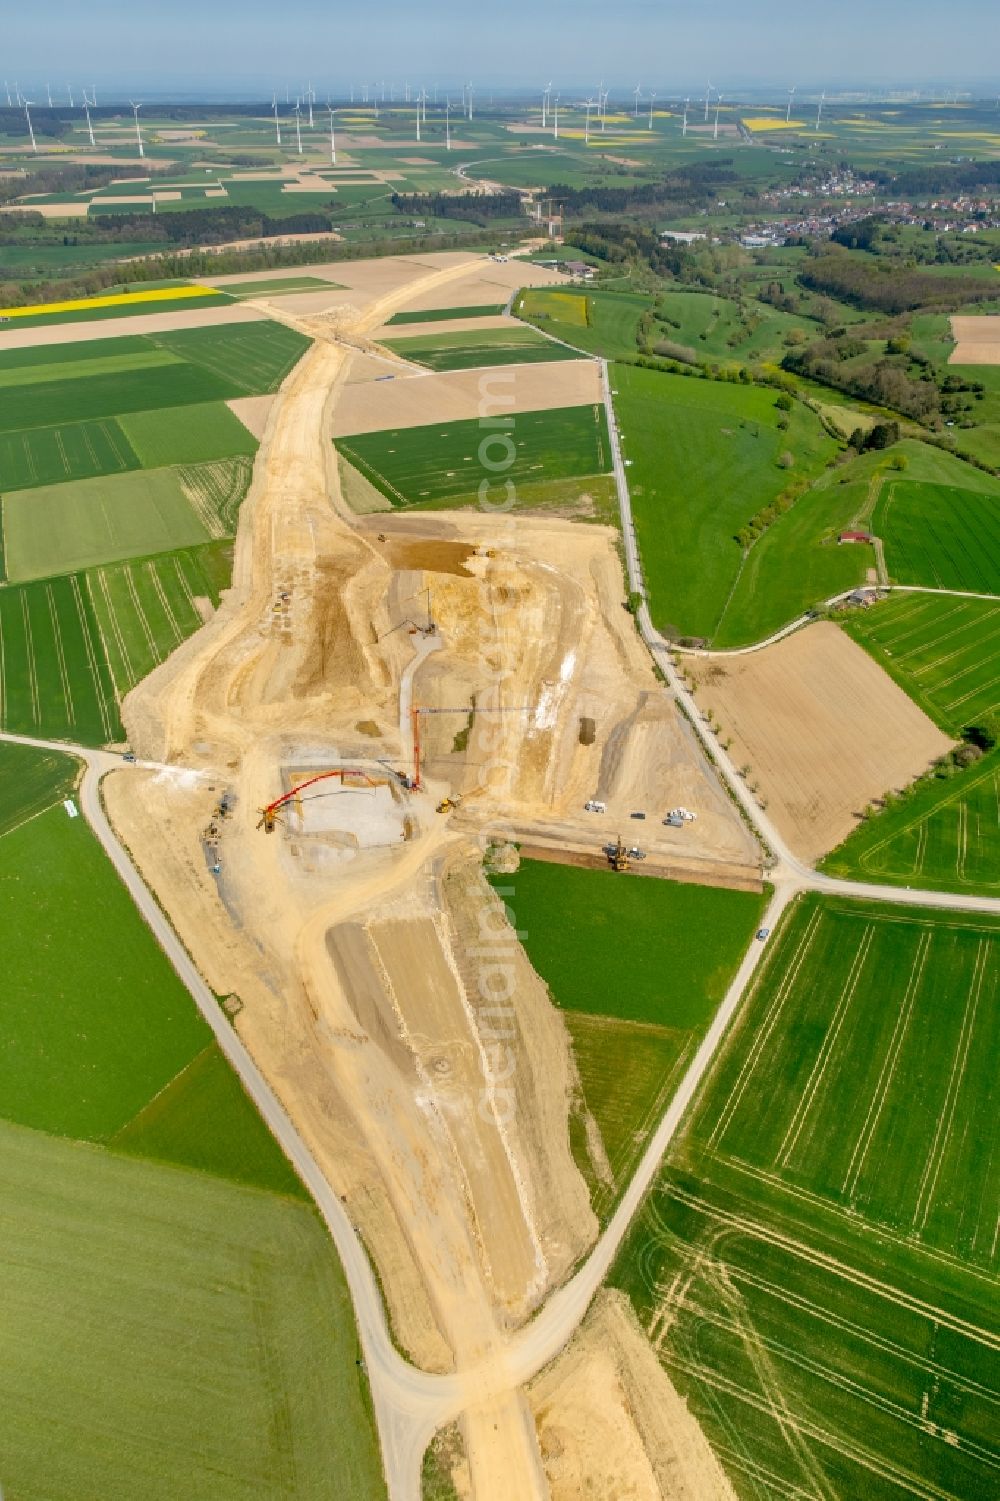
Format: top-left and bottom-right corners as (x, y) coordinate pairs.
(257, 768), (388, 832)
(608, 834), (630, 872)
(436, 785), (485, 814)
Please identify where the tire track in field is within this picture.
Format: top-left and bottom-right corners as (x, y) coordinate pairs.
(776, 925), (875, 1172)
(842, 931), (931, 1203)
(667, 1182), (1000, 1348)
(913, 940), (989, 1235)
(706, 906), (823, 1153)
(19, 590), (39, 727)
(45, 583), (75, 727)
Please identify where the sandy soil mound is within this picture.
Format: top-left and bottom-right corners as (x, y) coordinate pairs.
(531, 1290), (738, 1501)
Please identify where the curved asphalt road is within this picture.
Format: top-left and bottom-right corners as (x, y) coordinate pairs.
(6, 360), (1000, 1498)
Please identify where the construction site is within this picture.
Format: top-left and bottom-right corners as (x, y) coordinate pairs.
(103, 252), (760, 1501)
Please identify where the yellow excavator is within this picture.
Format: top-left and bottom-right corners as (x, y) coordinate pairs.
(608, 834), (630, 872)
(436, 785), (485, 814)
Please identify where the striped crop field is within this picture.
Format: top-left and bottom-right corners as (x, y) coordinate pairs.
(844, 591), (1000, 733)
(0, 417), (141, 491)
(822, 744), (1000, 896)
(0, 543), (230, 744)
(614, 893), (1000, 1501)
(380, 324), (582, 371)
(872, 477), (1000, 595)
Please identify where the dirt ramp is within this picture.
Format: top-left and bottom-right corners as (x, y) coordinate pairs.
(531, 1290), (739, 1501)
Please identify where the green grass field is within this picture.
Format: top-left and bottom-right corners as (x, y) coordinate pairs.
(0, 740), (386, 1492)
(652, 288), (822, 365)
(0, 416), (142, 491)
(335, 404), (610, 508)
(0, 321), (309, 434)
(612, 364), (838, 642)
(873, 477), (1000, 594)
(118, 399), (258, 467)
(110, 1042), (307, 1197)
(386, 303), (505, 325)
(516, 287), (651, 359)
(500, 859), (766, 1028)
(0, 805), (210, 1138)
(382, 323), (581, 370)
(843, 591), (1000, 733)
(1, 1118), (386, 1501)
(0, 542), (231, 743)
(4, 468), (211, 581)
(613, 892), (1000, 1501)
(821, 744), (1000, 896)
(493, 860), (766, 1216)
(0, 740), (79, 836)
(146, 319), (311, 393)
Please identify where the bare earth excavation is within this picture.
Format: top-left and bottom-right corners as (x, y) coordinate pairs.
(103, 253), (751, 1497)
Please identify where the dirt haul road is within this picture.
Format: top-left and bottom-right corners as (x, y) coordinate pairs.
(109, 252), (752, 1500)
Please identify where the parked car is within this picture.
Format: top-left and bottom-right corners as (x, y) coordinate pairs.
(756, 927), (771, 942)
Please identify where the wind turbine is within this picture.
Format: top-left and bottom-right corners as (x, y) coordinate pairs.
(648, 90), (656, 129)
(601, 87), (609, 130)
(445, 96), (451, 151)
(23, 99), (38, 153)
(306, 82), (314, 129)
(83, 89), (96, 148)
(585, 96), (593, 145)
(272, 92), (282, 146)
(633, 81), (641, 118)
(467, 81), (473, 120)
(14, 82), (22, 107)
(682, 96), (690, 136)
(553, 94), (560, 140)
(786, 85), (796, 123)
(46, 82), (53, 107)
(704, 81), (713, 122)
(68, 83), (75, 107)
(815, 92), (825, 131)
(415, 95), (421, 142)
(327, 104), (337, 163)
(714, 94), (724, 140)
(129, 99), (144, 159)
(3, 82), (11, 108)
(293, 99), (303, 155)
(542, 81), (551, 130)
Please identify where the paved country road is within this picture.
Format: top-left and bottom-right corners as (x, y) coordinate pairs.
(6, 355), (1000, 1498)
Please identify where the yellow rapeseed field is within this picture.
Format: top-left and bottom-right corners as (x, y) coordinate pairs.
(0, 285), (218, 319)
(743, 117), (807, 132)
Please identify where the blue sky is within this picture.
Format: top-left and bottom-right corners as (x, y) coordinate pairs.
(7, 0), (1000, 96)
